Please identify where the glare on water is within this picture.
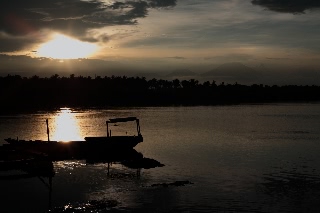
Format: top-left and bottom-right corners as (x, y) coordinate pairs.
(51, 108), (83, 141)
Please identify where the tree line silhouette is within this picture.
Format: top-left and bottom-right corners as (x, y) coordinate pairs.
(1, 74), (320, 111)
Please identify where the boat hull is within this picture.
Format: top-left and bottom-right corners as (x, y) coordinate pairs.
(3, 136), (143, 160)
(84, 135), (143, 149)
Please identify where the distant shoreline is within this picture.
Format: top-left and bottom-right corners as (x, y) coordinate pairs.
(1, 74), (320, 113)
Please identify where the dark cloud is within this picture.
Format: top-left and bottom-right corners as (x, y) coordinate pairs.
(0, 0), (102, 36)
(0, 30), (44, 52)
(266, 57), (290, 60)
(149, 0), (177, 8)
(252, 0), (320, 13)
(167, 56), (186, 60)
(0, 0), (176, 51)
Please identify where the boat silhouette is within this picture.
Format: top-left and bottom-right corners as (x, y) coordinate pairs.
(3, 117), (143, 159)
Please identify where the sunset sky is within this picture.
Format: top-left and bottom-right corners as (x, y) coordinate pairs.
(1, 0), (320, 85)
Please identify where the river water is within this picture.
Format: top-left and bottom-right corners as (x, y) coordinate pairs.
(1, 104), (320, 212)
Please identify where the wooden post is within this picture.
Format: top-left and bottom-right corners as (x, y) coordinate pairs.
(106, 121), (109, 137)
(48, 176), (52, 210)
(136, 168), (141, 178)
(46, 119), (50, 141)
(136, 119), (140, 135)
(107, 162), (110, 176)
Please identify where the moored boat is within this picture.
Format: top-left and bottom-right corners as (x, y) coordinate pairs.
(3, 117), (143, 158)
(84, 116), (143, 148)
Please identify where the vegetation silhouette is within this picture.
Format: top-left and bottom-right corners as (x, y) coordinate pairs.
(1, 74), (320, 112)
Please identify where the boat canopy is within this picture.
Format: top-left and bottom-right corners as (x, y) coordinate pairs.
(107, 117), (138, 123)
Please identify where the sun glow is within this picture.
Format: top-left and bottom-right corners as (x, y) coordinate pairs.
(37, 34), (98, 59)
(51, 108), (83, 142)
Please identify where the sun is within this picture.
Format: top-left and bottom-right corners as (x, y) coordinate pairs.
(37, 34), (98, 59)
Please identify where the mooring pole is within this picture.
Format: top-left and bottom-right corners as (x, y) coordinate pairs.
(46, 119), (50, 141)
(106, 121), (109, 137)
(136, 119), (140, 135)
(48, 176), (52, 210)
(137, 168), (141, 178)
(107, 162), (110, 176)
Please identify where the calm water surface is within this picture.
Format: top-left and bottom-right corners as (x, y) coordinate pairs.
(1, 104), (320, 212)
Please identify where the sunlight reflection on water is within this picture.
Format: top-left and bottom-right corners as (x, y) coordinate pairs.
(51, 108), (84, 141)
